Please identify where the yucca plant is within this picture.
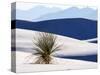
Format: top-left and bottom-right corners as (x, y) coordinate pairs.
(32, 32), (61, 64)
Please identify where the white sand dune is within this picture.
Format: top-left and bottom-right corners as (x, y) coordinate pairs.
(11, 29), (97, 72)
(14, 51), (97, 73)
(12, 28), (97, 56)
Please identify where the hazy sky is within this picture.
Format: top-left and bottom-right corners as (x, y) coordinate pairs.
(12, 2), (97, 21)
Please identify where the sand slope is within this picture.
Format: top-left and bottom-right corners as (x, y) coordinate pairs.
(11, 29), (97, 72)
(12, 29), (97, 56)
(14, 51), (97, 73)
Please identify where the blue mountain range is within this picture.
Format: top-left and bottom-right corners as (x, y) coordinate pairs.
(34, 7), (97, 21)
(12, 18), (97, 40)
(13, 7), (97, 21)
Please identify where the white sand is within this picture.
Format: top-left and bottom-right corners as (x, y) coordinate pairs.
(15, 51), (97, 73)
(12, 29), (97, 56)
(11, 29), (97, 73)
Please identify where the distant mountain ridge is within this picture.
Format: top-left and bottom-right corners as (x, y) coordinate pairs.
(12, 18), (97, 40)
(12, 5), (61, 21)
(34, 7), (97, 21)
(14, 6), (97, 21)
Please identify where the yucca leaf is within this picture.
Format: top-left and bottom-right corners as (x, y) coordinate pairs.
(32, 32), (61, 64)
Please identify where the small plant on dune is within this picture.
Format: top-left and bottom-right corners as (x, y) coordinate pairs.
(32, 32), (61, 64)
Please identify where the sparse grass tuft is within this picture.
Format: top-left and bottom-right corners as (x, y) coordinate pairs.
(32, 32), (61, 64)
